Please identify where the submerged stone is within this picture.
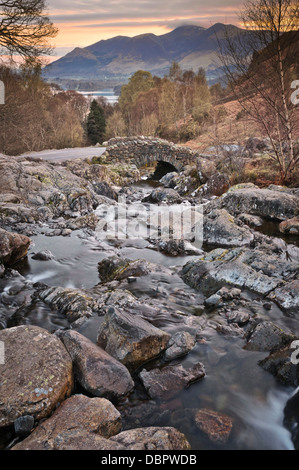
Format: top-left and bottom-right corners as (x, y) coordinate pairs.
(194, 408), (233, 444)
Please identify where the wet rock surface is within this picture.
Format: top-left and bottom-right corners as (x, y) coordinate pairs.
(0, 143), (298, 451)
(244, 321), (296, 352)
(194, 408), (234, 444)
(0, 228), (31, 265)
(38, 286), (97, 323)
(279, 216), (299, 234)
(164, 331), (196, 361)
(269, 280), (299, 314)
(98, 256), (152, 283)
(139, 362), (205, 399)
(31, 250), (55, 261)
(11, 394), (122, 450)
(56, 329), (135, 401)
(180, 238), (298, 299)
(97, 307), (171, 371)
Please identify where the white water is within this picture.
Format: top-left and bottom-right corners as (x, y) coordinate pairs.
(231, 388), (296, 450)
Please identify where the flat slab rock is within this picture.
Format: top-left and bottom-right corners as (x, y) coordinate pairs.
(57, 329), (135, 401)
(179, 245), (296, 297)
(0, 325), (73, 428)
(219, 187), (298, 221)
(139, 362), (205, 399)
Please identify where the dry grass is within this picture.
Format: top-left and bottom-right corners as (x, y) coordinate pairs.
(181, 98), (299, 187)
(183, 100), (263, 152)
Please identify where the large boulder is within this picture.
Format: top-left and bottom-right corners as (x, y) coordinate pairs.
(203, 209), (254, 247)
(198, 172), (230, 197)
(12, 394), (191, 450)
(11, 394), (122, 450)
(97, 307), (171, 371)
(0, 326), (73, 428)
(0, 228), (31, 265)
(218, 186), (298, 221)
(196, 157), (217, 183)
(179, 247), (281, 297)
(180, 243), (298, 298)
(57, 330), (135, 401)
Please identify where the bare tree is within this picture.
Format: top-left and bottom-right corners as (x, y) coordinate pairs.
(218, 0), (299, 183)
(0, 0), (58, 63)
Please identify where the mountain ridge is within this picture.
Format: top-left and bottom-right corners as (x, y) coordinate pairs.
(43, 23), (245, 82)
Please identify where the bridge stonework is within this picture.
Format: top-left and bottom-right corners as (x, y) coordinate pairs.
(101, 136), (200, 171)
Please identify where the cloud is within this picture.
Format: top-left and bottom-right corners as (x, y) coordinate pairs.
(47, 0), (242, 27)
(45, 0), (243, 51)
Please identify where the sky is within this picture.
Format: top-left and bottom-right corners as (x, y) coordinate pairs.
(46, 0), (243, 58)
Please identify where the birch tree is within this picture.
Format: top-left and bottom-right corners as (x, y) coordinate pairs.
(218, 0), (299, 183)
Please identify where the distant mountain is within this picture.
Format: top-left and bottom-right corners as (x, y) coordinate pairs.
(43, 24), (246, 83)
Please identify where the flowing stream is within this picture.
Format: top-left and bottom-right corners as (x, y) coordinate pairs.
(2, 180), (298, 450)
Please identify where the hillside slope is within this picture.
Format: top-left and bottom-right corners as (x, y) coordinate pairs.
(43, 24), (246, 82)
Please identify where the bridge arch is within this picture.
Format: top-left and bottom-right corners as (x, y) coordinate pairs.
(101, 136), (198, 173)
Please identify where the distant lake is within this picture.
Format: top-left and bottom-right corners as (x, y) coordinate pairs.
(77, 89), (119, 104)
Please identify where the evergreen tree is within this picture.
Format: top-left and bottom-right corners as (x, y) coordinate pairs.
(86, 100), (106, 145)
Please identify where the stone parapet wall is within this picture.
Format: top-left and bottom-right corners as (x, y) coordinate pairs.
(101, 136), (200, 170)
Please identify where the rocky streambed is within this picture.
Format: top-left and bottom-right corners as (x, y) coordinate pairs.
(0, 150), (298, 451)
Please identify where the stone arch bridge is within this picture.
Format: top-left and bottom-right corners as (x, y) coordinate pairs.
(101, 136), (200, 172)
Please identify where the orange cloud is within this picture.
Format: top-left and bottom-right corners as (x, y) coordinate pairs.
(46, 0), (243, 56)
